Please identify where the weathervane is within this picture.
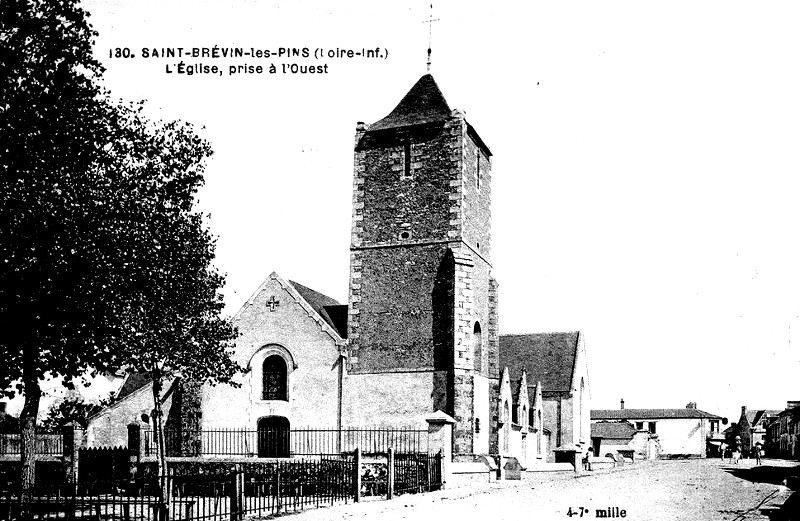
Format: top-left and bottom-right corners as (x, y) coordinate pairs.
(422, 3), (439, 72)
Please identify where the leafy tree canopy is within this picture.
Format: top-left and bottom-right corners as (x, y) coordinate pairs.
(1, 0), (240, 493)
(1, 0), (125, 392)
(40, 392), (115, 431)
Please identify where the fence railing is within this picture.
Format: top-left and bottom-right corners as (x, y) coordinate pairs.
(0, 456), (358, 521)
(0, 434), (63, 456)
(143, 428), (428, 458)
(393, 452), (442, 495)
(0, 449), (443, 520)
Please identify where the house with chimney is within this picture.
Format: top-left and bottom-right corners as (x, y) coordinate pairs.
(732, 406), (781, 456)
(591, 400), (722, 458)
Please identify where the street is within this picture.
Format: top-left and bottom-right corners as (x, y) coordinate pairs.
(279, 458), (799, 521)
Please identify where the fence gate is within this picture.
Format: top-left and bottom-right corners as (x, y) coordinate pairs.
(79, 447), (130, 487)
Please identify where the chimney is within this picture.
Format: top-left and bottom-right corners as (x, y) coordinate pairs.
(620, 398), (625, 410)
(742, 406), (747, 415)
(686, 402), (697, 409)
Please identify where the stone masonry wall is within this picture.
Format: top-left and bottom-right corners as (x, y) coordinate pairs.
(347, 107), (496, 458)
(460, 129), (492, 262)
(348, 115), (464, 374)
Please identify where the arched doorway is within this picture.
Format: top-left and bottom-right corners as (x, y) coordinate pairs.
(257, 416), (290, 457)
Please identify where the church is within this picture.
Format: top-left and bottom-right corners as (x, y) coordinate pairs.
(87, 73), (590, 472)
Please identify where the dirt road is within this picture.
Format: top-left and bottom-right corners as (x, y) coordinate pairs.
(278, 458), (798, 521)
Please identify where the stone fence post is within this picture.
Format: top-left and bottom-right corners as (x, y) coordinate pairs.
(128, 422), (146, 480)
(426, 411), (455, 489)
(386, 448), (395, 499)
(62, 423), (84, 486)
(353, 447), (362, 503)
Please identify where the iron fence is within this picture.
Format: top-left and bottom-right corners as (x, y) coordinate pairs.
(144, 428), (428, 457)
(0, 456), (357, 521)
(0, 434), (63, 457)
(393, 452), (442, 495)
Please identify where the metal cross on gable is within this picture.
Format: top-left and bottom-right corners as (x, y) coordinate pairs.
(266, 296), (280, 312)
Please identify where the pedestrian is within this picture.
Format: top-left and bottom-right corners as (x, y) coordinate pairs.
(732, 446), (741, 464)
(719, 443), (726, 462)
(753, 443), (762, 465)
(583, 451), (592, 471)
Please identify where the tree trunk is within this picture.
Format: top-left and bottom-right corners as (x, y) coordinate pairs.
(19, 373), (41, 520)
(152, 374), (170, 521)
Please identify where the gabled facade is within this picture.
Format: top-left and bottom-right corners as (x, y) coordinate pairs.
(201, 273), (346, 433)
(88, 273), (347, 453)
(496, 369), (544, 469)
(500, 331), (590, 462)
(736, 406), (781, 453)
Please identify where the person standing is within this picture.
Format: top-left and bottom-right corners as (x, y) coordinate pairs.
(753, 443), (762, 465)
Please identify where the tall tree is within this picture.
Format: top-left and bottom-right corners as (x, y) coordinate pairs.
(102, 106), (240, 494)
(1, 0), (124, 498)
(0, 0), (239, 507)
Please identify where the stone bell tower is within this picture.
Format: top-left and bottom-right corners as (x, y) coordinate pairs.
(343, 74), (498, 457)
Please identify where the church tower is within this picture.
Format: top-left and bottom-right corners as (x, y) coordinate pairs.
(343, 74), (499, 457)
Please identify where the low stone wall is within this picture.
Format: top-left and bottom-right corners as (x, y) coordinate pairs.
(449, 461), (495, 487)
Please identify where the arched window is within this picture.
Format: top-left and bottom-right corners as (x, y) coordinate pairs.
(522, 406), (527, 429)
(262, 355), (288, 401)
(529, 407), (534, 428)
(473, 322), (482, 372)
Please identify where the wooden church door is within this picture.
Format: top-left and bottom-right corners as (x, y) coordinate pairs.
(257, 416), (290, 457)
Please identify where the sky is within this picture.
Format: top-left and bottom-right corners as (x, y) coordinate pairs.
(17, 0), (796, 423)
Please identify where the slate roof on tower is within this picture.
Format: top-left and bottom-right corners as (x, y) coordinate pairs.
(369, 74), (452, 131)
(500, 332), (580, 393)
(364, 73), (492, 157)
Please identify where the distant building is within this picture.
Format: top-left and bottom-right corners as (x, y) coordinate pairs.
(591, 421), (636, 458)
(590, 420), (659, 460)
(734, 406), (781, 454)
(765, 401), (800, 460)
(591, 401), (722, 458)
